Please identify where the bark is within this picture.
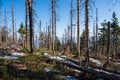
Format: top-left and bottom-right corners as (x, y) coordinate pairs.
(28, 0), (33, 53)
(25, 0), (29, 48)
(45, 22), (48, 49)
(93, 21), (96, 53)
(65, 28), (67, 45)
(112, 36), (115, 59)
(70, 0), (73, 53)
(61, 56), (120, 75)
(107, 22), (110, 64)
(77, 0), (80, 66)
(12, 0), (15, 44)
(4, 10), (7, 43)
(52, 0), (56, 55)
(39, 20), (41, 48)
(115, 34), (118, 59)
(85, 0), (89, 66)
(95, 8), (98, 57)
(48, 25), (51, 50)
(45, 55), (120, 80)
(62, 33), (65, 49)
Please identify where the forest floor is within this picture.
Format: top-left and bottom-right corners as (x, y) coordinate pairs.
(0, 47), (120, 80)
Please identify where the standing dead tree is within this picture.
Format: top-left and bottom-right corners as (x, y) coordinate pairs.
(12, 0), (15, 44)
(48, 25), (51, 50)
(25, 0), (29, 48)
(93, 20), (96, 53)
(95, 8), (98, 57)
(62, 33), (65, 49)
(85, 0), (89, 66)
(70, 0), (73, 53)
(28, 0), (34, 53)
(4, 10), (8, 44)
(39, 20), (41, 48)
(45, 22), (48, 49)
(83, 0), (95, 66)
(107, 22), (111, 64)
(77, 0), (81, 65)
(51, 0), (56, 55)
(48, 19), (52, 51)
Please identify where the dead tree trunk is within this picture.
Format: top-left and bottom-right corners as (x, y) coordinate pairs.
(52, 0), (56, 55)
(15, 23), (17, 46)
(45, 55), (120, 80)
(39, 20), (41, 48)
(4, 10), (7, 44)
(12, 0), (15, 44)
(25, 0), (29, 48)
(65, 28), (67, 45)
(67, 25), (69, 42)
(70, 0), (73, 53)
(95, 8), (98, 57)
(48, 25), (50, 50)
(28, 0), (33, 53)
(55, 6), (57, 52)
(49, 19), (52, 51)
(77, 0), (81, 65)
(85, 0), (89, 66)
(115, 34), (118, 59)
(46, 22), (48, 49)
(93, 21), (96, 53)
(107, 22), (111, 64)
(62, 33), (65, 49)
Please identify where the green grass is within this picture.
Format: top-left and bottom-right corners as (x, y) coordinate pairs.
(0, 51), (81, 80)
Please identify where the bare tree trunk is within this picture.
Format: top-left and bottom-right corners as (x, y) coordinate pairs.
(93, 21), (96, 54)
(112, 35), (115, 59)
(77, 0), (81, 66)
(101, 30), (105, 56)
(49, 19), (52, 51)
(70, 0), (73, 53)
(52, 0), (56, 55)
(48, 25), (51, 50)
(62, 33), (65, 49)
(68, 26), (70, 45)
(28, 0), (33, 53)
(46, 22), (48, 49)
(12, 0), (15, 44)
(102, 25), (105, 55)
(95, 8), (98, 57)
(85, 0), (89, 66)
(107, 22), (110, 64)
(73, 26), (75, 43)
(55, 7), (56, 52)
(35, 35), (37, 48)
(65, 28), (67, 45)
(25, 0), (29, 48)
(4, 10), (7, 44)
(15, 23), (17, 46)
(33, 25), (34, 49)
(115, 34), (118, 59)
(39, 20), (41, 49)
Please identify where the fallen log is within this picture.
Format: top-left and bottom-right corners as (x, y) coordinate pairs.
(60, 56), (80, 65)
(111, 59), (120, 63)
(60, 56), (120, 75)
(44, 55), (120, 80)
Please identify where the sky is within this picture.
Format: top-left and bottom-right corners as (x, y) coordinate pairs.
(0, 0), (120, 38)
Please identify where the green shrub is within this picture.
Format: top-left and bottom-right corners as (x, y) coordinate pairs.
(0, 66), (10, 79)
(22, 48), (30, 53)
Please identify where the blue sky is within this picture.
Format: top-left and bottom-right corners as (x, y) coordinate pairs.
(0, 0), (120, 38)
